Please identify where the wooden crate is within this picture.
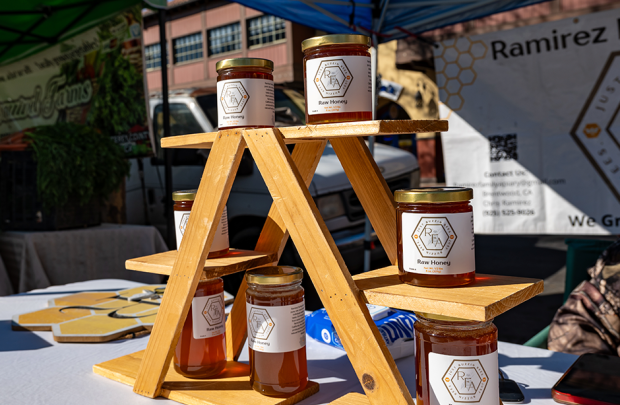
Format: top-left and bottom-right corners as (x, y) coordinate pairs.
(94, 121), (543, 405)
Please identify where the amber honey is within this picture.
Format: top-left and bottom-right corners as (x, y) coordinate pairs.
(415, 313), (499, 405)
(395, 187), (475, 287)
(174, 278), (226, 378)
(302, 34), (372, 124)
(173, 190), (229, 258)
(245, 266), (308, 397)
(216, 58), (274, 130)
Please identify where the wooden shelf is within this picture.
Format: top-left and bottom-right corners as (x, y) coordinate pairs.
(94, 351), (319, 405)
(161, 120), (448, 149)
(126, 249), (277, 279)
(330, 393), (369, 404)
(353, 266), (544, 321)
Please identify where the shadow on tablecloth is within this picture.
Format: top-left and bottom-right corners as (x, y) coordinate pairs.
(0, 320), (52, 352)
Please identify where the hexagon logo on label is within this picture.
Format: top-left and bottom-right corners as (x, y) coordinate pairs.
(220, 81), (249, 114)
(248, 307), (275, 340)
(570, 53), (620, 204)
(412, 217), (457, 258)
(442, 359), (489, 403)
(583, 123), (601, 138)
(179, 213), (189, 236)
(202, 295), (224, 326)
(314, 59), (353, 98)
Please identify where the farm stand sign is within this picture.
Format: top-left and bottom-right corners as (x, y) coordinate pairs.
(0, 5), (153, 158)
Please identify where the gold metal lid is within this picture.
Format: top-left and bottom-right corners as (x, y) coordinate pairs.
(416, 312), (471, 322)
(215, 58), (274, 72)
(394, 187), (473, 203)
(301, 34), (371, 51)
(172, 189), (197, 201)
(245, 266), (303, 285)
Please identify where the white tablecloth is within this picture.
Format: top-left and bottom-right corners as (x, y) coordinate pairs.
(0, 224), (167, 294)
(0, 280), (577, 405)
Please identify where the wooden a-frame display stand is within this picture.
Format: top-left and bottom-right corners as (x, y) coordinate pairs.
(94, 120), (544, 405)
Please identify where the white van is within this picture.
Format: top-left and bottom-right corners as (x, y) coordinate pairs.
(126, 87), (419, 303)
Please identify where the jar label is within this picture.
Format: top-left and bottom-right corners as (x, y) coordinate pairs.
(306, 55), (372, 115)
(401, 212), (475, 275)
(191, 292), (226, 339)
(174, 206), (229, 252)
(217, 78), (274, 128)
(246, 301), (306, 353)
(429, 351), (499, 404)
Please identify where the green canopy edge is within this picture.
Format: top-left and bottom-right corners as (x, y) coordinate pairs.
(0, 0), (167, 66)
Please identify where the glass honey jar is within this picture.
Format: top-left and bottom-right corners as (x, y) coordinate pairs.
(245, 266), (308, 397)
(174, 277), (227, 378)
(302, 34), (372, 124)
(395, 187), (475, 287)
(172, 190), (229, 258)
(415, 313), (499, 405)
(216, 58), (275, 129)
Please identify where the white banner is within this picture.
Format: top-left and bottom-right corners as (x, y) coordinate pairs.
(436, 9), (620, 234)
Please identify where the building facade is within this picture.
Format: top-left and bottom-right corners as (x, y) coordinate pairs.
(142, 0), (315, 93)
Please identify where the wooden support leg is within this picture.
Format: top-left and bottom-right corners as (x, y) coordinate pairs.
(243, 129), (414, 405)
(225, 140), (327, 361)
(133, 131), (246, 398)
(330, 137), (398, 265)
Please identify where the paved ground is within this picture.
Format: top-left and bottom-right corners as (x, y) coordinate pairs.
(470, 235), (619, 344)
(475, 235), (568, 344)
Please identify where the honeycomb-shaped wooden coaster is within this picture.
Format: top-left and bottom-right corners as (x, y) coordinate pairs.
(12, 285), (165, 342)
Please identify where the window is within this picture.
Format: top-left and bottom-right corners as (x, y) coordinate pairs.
(195, 94), (218, 126)
(173, 33), (203, 64)
(145, 43), (168, 70)
(153, 103), (204, 163)
(248, 15), (286, 48)
(208, 22), (242, 56)
(274, 89), (305, 125)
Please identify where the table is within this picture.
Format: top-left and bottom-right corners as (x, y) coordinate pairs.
(0, 224), (167, 295)
(0, 280), (577, 405)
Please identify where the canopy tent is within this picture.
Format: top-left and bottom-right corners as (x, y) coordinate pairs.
(0, 0), (166, 66)
(230, 0), (549, 42)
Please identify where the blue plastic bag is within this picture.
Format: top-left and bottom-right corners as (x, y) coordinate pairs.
(306, 307), (417, 359)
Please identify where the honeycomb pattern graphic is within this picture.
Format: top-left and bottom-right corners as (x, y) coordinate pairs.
(435, 37), (488, 111)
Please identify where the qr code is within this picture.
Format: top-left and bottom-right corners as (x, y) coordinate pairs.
(489, 134), (518, 161)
